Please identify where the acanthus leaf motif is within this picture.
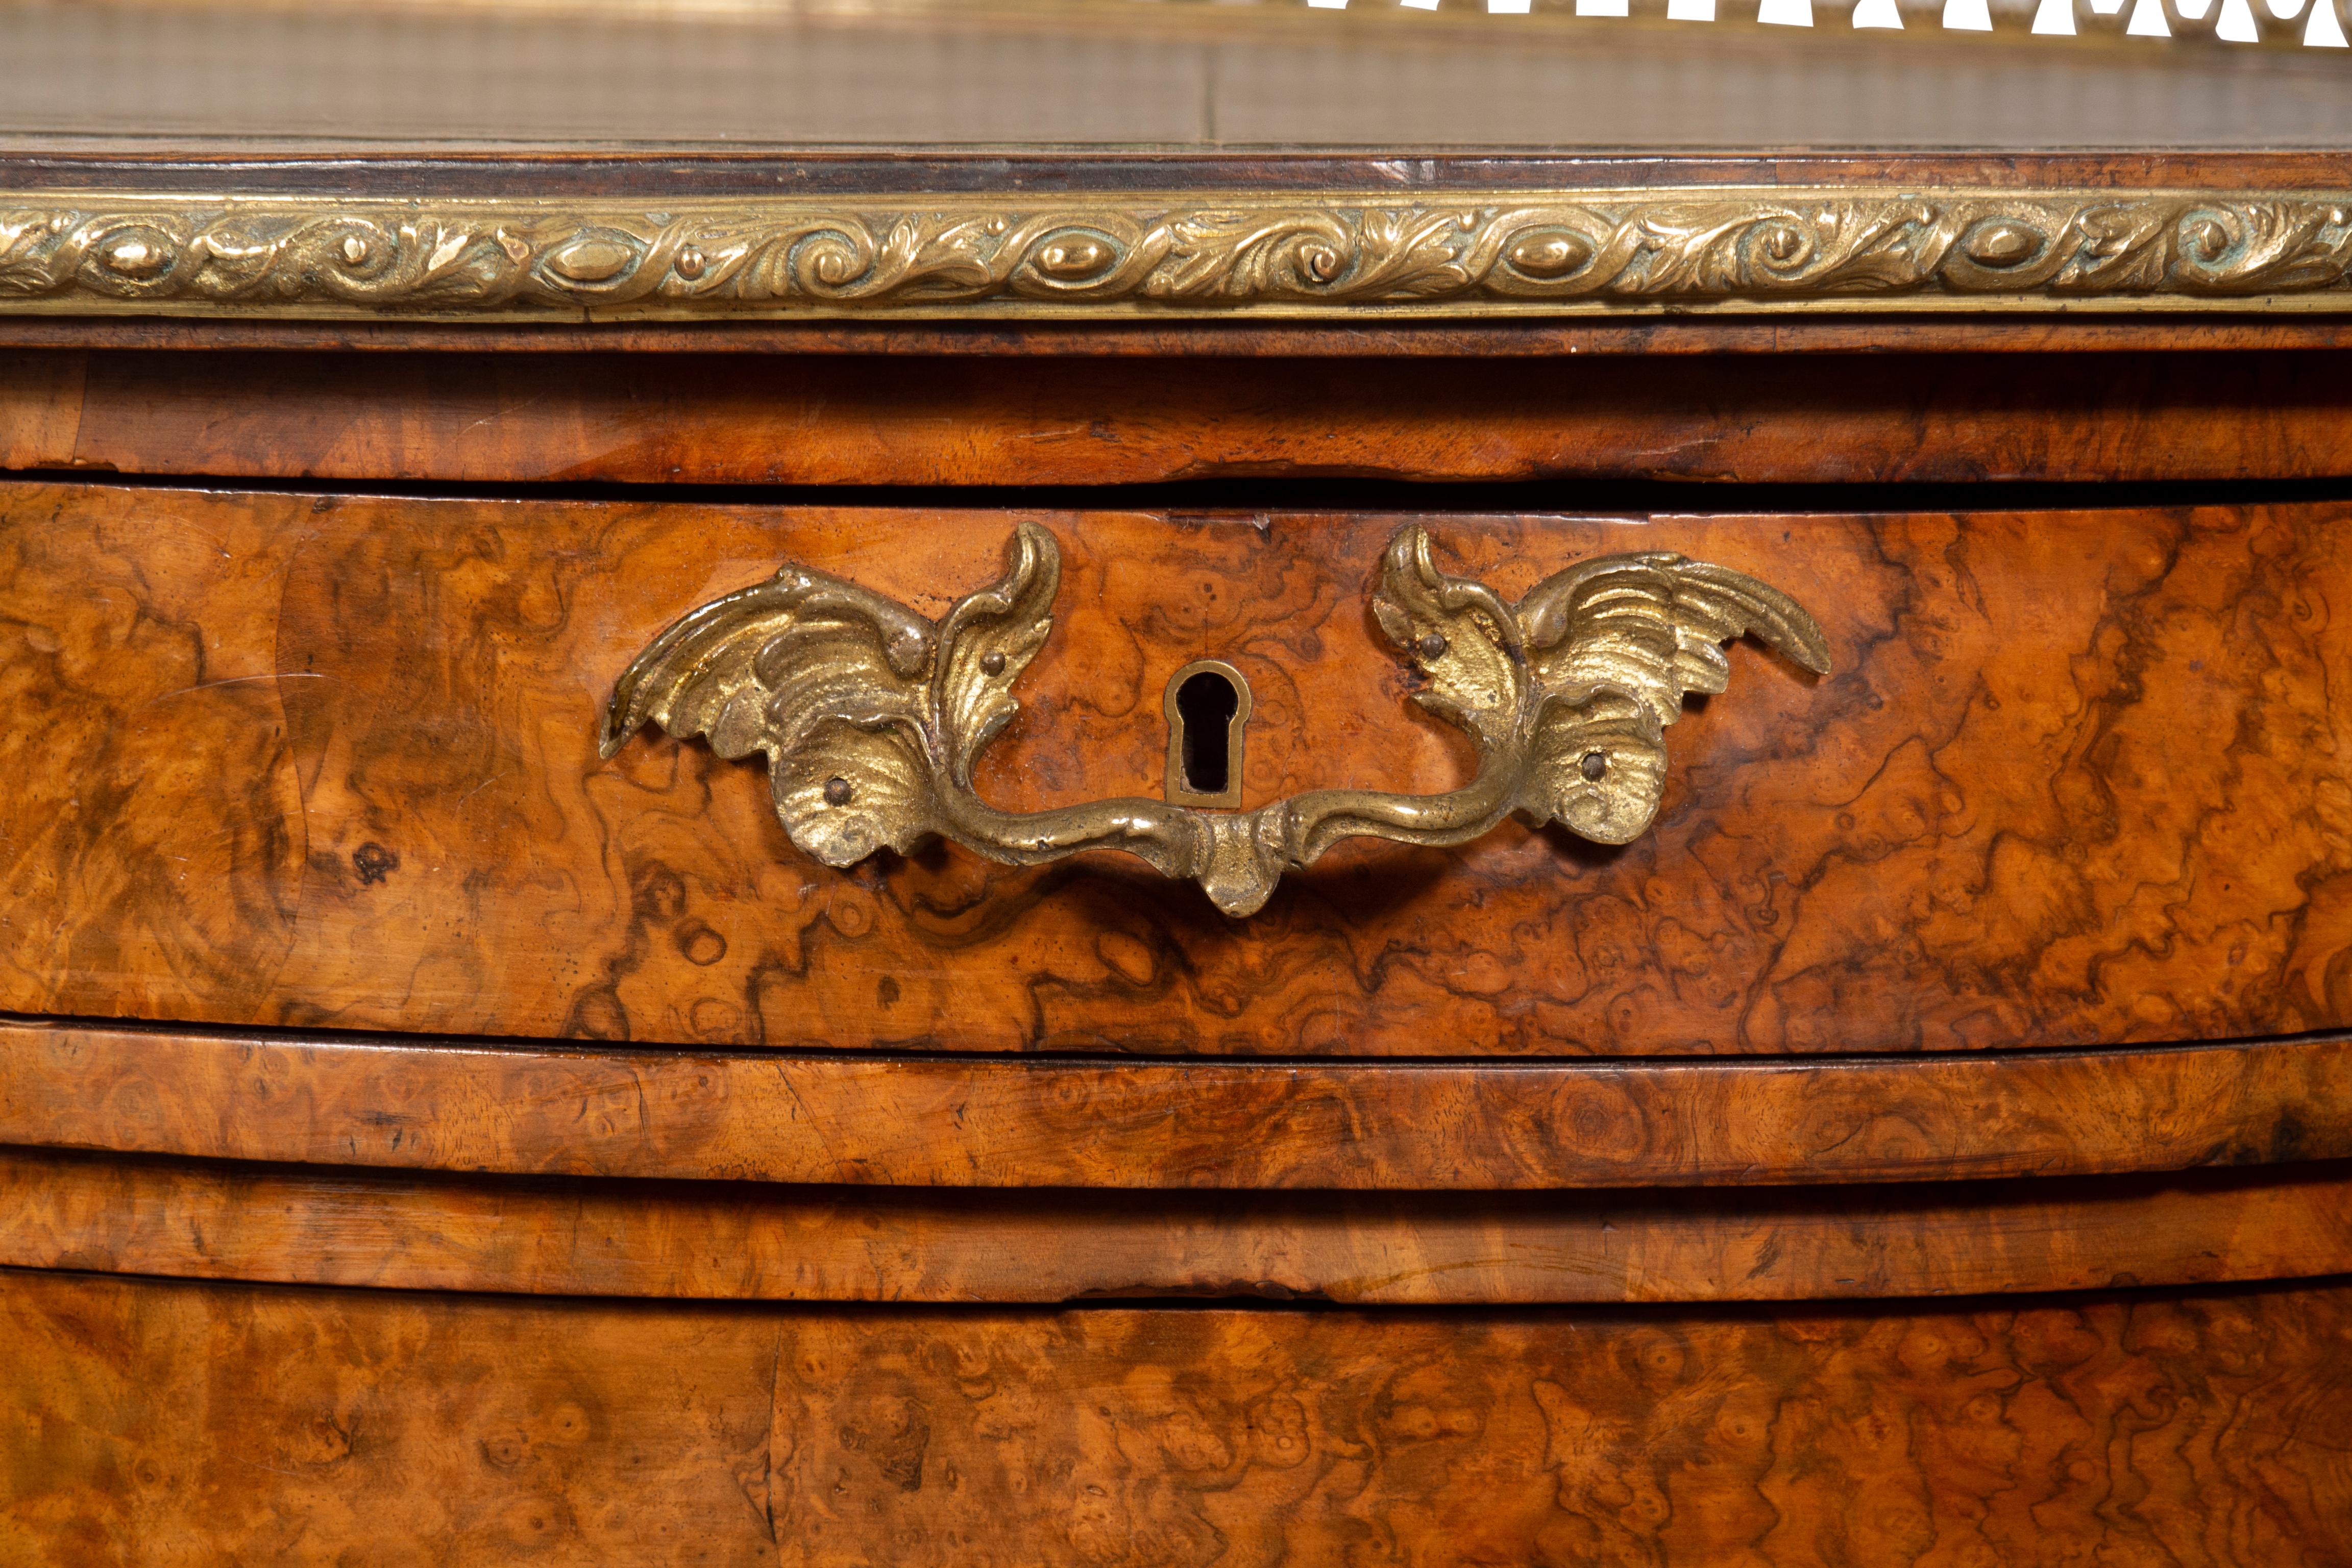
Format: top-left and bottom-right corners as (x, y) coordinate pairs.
(1369, 524), (1527, 751)
(9, 190), (2352, 317)
(932, 523), (1060, 785)
(1515, 551), (1833, 845)
(599, 564), (941, 867)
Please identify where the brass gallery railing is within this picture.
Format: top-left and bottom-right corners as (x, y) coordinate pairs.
(1325, 0), (2345, 45)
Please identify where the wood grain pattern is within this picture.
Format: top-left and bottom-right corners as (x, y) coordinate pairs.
(0, 353), (79, 474)
(6, 1147), (2348, 1305)
(11, 349), (2352, 487)
(5, 482), (2351, 1057)
(0, 1269), (777, 1565)
(10, 1019), (2351, 1189)
(765, 1290), (2352, 1568)
(6, 1269), (2352, 1565)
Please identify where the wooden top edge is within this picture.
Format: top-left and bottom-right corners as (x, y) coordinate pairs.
(3, 175), (2351, 320)
(7, 1017), (2347, 1191)
(7, 313), (2352, 355)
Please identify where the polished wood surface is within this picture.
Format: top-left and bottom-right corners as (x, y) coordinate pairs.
(6, 1147), (2346, 1305)
(7, 1269), (2350, 1565)
(11, 349), (2352, 488)
(10, 1020), (2350, 1189)
(3, 482), (2347, 1056)
(0, 1269), (775, 1565)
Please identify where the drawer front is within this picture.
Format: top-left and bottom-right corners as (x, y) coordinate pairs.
(3, 482), (2347, 1056)
(6, 1270), (2349, 1565)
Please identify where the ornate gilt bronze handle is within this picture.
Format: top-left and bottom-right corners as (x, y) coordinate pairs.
(600, 525), (1829, 917)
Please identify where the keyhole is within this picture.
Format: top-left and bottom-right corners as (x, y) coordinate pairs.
(1163, 659), (1253, 808)
(1178, 672), (1238, 794)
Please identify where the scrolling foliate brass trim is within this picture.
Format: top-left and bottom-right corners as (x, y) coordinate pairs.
(600, 525), (1830, 916)
(5, 189), (2352, 318)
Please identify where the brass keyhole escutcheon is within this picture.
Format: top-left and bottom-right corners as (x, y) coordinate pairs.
(1163, 659), (1253, 810)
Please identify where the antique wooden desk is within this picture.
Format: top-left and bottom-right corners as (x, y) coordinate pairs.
(3, 5), (2352, 1560)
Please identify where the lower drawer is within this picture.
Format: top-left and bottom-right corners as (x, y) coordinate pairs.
(5, 1269), (2347, 1565)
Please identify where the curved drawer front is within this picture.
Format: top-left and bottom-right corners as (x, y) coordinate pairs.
(7, 1270), (2352, 1563)
(10, 1021), (2351, 1189)
(8, 1143), (2351, 1304)
(2, 481), (2346, 1056)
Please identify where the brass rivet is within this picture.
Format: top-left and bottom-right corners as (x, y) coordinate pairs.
(823, 777), (853, 806)
(340, 235), (369, 265)
(1580, 751), (1608, 781)
(675, 245), (706, 280)
(1416, 633), (1448, 661)
(980, 651), (1007, 676)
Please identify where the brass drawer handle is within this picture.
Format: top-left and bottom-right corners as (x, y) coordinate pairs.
(602, 525), (1829, 916)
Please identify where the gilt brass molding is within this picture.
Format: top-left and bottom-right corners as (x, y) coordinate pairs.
(5, 188), (2352, 318)
(600, 524), (1829, 916)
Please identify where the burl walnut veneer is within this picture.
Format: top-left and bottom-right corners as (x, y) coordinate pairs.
(4, 145), (2352, 1565)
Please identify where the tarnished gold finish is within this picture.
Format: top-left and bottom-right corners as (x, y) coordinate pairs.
(600, 525), (1830, 916)
(5, 188), (2352, 318)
